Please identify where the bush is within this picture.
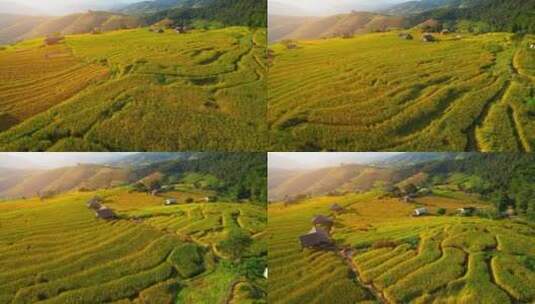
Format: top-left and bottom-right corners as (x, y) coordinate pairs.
(185, 198), (194, 203)
(169, 244), (204, 278)
(437, 208), (446, 215)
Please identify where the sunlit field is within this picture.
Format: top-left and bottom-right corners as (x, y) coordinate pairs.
(0, 188), (267, 303)
(268, 192), (535, 303)
(268, 32), (535, 151)
(0, 26), (267, 151)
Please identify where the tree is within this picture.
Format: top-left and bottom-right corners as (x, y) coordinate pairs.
(218, 229), (252, 260)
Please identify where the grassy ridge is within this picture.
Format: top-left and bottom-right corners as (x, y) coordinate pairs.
(0, 26), (267, 151)
(268, 32), (535, 151)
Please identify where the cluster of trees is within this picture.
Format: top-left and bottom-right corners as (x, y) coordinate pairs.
(413, 0), (535, 34)
(141, 153), (267, 203)
(421, 154), (535, 219)
(145, 0), (267, 28)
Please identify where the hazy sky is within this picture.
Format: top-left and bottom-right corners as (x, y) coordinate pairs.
(0, 153), (136, 169)
(269, 0), (408, 16)
(6, 0), (139, 15)
(269, 152), (403, 169)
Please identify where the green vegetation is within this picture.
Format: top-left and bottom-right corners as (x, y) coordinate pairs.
(269, 192), (535, 304)
(268, 31), (535, 151)
(0, 26), (267, 151)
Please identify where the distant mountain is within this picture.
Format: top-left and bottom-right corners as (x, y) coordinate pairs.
(269, 12), (408, 42)
(383, 0), (475, 16)
(375, 152), (465, 167)
(0, 164), (134, 199)
(0, 154), (41, 169)
(268, 164), (416, 201)
(0, 11), (144, 44)
(118, 0), (209, 15)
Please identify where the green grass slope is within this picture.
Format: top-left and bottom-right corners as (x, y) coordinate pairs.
(0, 26), (267, 151)
(269, 192), (535, 303)
(0, 187), (267, 303)
(268, 32), (535, 152)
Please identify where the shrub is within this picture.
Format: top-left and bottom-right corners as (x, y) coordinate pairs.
(437, 208), (446, 215)
(372, 240), (398, 249)
(169, 244), (204, 278)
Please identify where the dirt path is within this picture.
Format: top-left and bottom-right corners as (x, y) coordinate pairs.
(338, 248), (386, 303)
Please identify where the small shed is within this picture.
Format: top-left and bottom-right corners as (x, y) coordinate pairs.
(299, 227), (333, 249)
(86, 196), (103, 208)
(312, 215), (333, 226)
(529, 43), (535, 49)
(330, 203), (344, 213)
(422, 33), (435, 42)
(417, 188), (431, 196)
(165, 198), (177, 205)
(95, 207), (115, 220)
(264, 268), (268, 279)
(413, 207), (428, 216)
(441, 29), (450, 35)
(399, 33), (413, 40)
(457, 207), (476, 216)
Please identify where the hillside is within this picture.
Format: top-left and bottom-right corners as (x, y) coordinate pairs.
(383, 0), (475, 16)
(269, 192), (533, 303)
(411, 0), (535, 34)
(0, 188), (267, 303)
(268, 164), (416, 201)
(146, 0), (267, 28)
(118, 0), (209, 15)
(0, 164), (133, 199)
(0, 26), (267, 151)
(269, 12), (408, 42)
(269, 31), (535, 151)
(0, 11), (144, 44)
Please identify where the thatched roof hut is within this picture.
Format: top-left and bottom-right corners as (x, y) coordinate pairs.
(299, 227), (333, 249)
(330, 203), (344, 212)
(312, 215), (333, 226)
(422, 33), (435, 42)
(86, 196), (103, 208)
(95, 207), (115, 220)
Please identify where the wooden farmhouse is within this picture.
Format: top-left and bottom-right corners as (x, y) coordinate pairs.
(95, 206), (115, 220)
(312, 215), (333, 226)
(86, 197), (102, 210)
(299, 227), (333, 249)
(422, 33), (435, 42)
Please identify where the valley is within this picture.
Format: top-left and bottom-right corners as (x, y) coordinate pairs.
(268, 31), (535, 151)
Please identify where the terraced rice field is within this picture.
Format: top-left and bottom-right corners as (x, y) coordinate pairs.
(268, 195), (375, 304)
(0, 26), (267, 151)
(268, 193), (535, 303)
(268, 32), (535, 152)
(0, 189), (267, 303)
